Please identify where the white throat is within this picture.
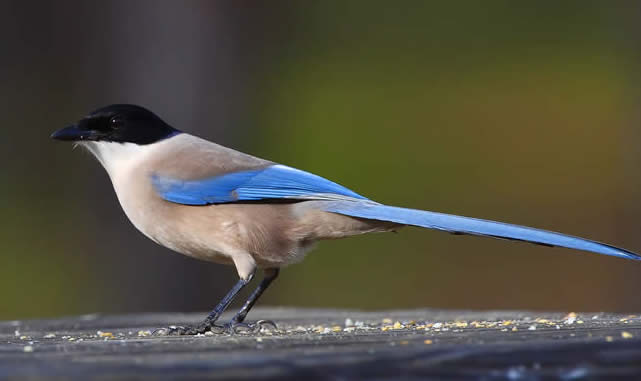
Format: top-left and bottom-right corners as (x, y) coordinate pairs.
(80, 141), (154, 179)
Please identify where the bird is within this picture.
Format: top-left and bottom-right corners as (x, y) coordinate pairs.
(51, 104), (640, 335)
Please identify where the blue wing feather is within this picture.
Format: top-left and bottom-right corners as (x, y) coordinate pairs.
(151, 164), (640, 260)
(321, 201), (640, 260)
(152, 164), (369, 205)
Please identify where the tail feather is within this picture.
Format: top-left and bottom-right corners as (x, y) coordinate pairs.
(322, 201), (640, 260)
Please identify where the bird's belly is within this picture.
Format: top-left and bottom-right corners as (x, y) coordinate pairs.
(112, 175), (306, 266)
(110, 177), (234, 264)
(141, 218), (236, 264)
(130, 206), (235, 264)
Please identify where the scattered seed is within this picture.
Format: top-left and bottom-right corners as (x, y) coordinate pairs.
(564, 312), (577, 325)
(97, 331), (114, 338)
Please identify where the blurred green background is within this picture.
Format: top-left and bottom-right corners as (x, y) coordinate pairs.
(2, 1), (641, 320)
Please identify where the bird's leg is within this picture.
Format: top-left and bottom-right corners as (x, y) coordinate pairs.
(226, 268), (280, 333)
(155, 252), (258, 336)
(161, 273), (254, 336)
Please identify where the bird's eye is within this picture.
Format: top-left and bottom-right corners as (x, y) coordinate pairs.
(109, 116), (123, 129)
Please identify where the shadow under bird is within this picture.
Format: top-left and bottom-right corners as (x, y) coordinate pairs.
(51, 104), (640, 335)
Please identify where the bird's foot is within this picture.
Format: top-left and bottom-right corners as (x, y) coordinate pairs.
(153, 319), (278, 336)
(153, 322), (226, 336)
(225, 319), (279, 334)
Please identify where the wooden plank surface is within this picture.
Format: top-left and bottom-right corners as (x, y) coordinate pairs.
(2, 308), (641, 380)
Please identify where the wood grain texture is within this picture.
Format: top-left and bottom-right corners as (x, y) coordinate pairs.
(2, 308), (641, 380)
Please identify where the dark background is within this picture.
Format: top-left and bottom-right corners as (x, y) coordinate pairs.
(2, 1), (641, 320)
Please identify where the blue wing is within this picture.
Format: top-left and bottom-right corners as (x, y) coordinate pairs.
(321, 201), (640, 260)
(151, 164), (640, 260)
(152, 164), (369, 205)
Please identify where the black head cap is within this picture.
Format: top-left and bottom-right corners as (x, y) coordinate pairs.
(51, 104), (180, 145)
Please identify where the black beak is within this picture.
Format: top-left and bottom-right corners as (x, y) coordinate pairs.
(50, 125), (86, 141)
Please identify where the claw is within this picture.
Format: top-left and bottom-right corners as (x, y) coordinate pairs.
(209, 324), (226, 334)
(153, 320), (279, 336)
(227, 322), (254, 334)
(153, 325), (185, 336)
(152, 328), (169, 336)
(256, 319), (278, 332)
(153, 323), (216, 336)
(222, 320), (278, 334)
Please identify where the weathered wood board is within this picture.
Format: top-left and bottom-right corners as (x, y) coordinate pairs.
(2, 308), (641, 380)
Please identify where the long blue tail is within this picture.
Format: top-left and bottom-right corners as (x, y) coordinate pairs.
(322, 201), (640, 260)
